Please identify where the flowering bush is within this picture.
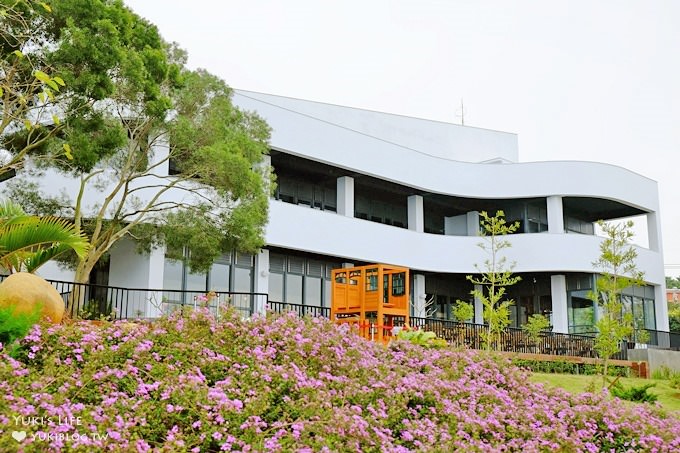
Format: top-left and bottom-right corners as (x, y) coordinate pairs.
(1, 308), (679, 452)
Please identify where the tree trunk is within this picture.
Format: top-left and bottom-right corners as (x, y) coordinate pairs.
(66, 255), (98, 317)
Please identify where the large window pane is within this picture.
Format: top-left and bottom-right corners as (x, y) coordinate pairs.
(163, 259), (183, 291)
(209, 263), (230, 292)
(644, 298), (656, 329)
(269, 273), (284, 302)
(286, 274), (303, 304)
(632, 296), (644, 329)
(186, 270), (207, 292)
(568, 290), (594, 333)
(323, 280), (331, 307)
(305, 277), (322, 306)
(233, 267), (252, 292)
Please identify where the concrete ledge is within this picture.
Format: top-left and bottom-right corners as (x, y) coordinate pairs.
(628, 348), (680, 374)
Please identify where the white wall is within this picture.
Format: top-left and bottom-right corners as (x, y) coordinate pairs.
(35, 261), (75, 282)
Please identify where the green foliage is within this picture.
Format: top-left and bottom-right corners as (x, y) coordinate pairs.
(514, 359), (629, 377)
(671, 373), (680, 390)
(396, 329), (448, 349)
(0, 199), (89, 272)
(4, 1), (273, 290)
(78, 299), (115, 321)
(467, 211), (521, 351)
(651, 365), (680, 389)
(0, 305), (41, 357)
(668, 301), (680, 332)
(665, 276), (680, 289)
(610, 381), (658, 403)
(590, 220), (644, 387)
(522, 314), (551, 345)
(451, 301), (474, 323)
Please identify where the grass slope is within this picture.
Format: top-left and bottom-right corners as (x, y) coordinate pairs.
(530, 372), (680, 414)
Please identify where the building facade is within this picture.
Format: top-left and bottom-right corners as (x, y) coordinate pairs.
(34, 90), (669, 333)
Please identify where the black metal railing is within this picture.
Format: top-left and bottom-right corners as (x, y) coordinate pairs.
(408, 317), (626, 359)
(0, 275), (267, 320)
(639, 329), (680, 351)
(267, 301), (330, 318)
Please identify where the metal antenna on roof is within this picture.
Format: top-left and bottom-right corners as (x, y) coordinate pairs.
(456, 98), (465, 126)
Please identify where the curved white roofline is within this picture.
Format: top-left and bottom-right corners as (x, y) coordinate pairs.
(234, 90), (659, 213)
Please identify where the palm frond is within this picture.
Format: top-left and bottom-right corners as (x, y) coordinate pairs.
(0, 211), (90, 272)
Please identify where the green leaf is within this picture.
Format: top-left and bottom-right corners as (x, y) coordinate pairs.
(63, 143), (73, 160)
(46, 79), (58, 91)
(23, 120), (32, 131)
(12, 50), (23, 59)
(34, 70), (50, 83)
(53, 76), (65, 87)
(51, 114), (60, 126)
(39, 2), (52, 13)
(38, 92), (46, 103)
(0, 86), (3, 97)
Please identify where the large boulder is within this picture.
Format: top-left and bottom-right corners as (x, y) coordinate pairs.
(0, 273), (65, 323)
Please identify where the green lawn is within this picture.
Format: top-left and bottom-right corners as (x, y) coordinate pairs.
(530, 372), (680, 415)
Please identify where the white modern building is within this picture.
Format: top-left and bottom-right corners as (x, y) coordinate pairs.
(32, 90), (668, 334)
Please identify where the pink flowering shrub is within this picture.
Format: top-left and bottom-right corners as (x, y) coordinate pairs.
(1, 308), (679, 452)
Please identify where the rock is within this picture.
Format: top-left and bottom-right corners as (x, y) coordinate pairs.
(0, 273), (65, 323)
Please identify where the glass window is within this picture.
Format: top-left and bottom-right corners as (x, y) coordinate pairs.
(305, 277), (322, 306)
(644, 298), (656, 329)
(163, 259), (183, 291)
(209, 263), (230, 292)
(392, 273), (406, 296)
(435, 295), (448, 320)
(269, 273), (284, 303)
(509, 305), (518, 328)
(323, 280), (332, 307)
(285, 274), (303, 304)
(568, 290), (595, 334)
(621, 295), (633, 318)
(233, 267), (252, 292)
(366, 268), (378, 291)
(632, 296), (644, 327)
(186, 270), (207, 292)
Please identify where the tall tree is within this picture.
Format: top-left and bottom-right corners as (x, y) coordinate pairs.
(590, 220), (644, 387)
(3, 1), (272, 300)
(467, 210), (521, 351)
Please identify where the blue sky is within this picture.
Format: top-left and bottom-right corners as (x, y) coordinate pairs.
(125, 0), (680, 274)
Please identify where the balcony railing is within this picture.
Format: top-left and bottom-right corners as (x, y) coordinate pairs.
(409, 317), (629, 360)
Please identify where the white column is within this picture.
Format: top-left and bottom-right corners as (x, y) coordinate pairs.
(253, 249), (270, 315)
(547, 196), (564, 234)
(408, 195), (424, 233)
(647, 211), (662, 252)
(655, 284), (670, 331)
(467, 211), (480, 236)
(550, 274), (569, 333)
(337, 176), (354, 217)
(411, 273), (427, 317)
(646, 211), (667, 331)
(474, 284), (484, 324)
